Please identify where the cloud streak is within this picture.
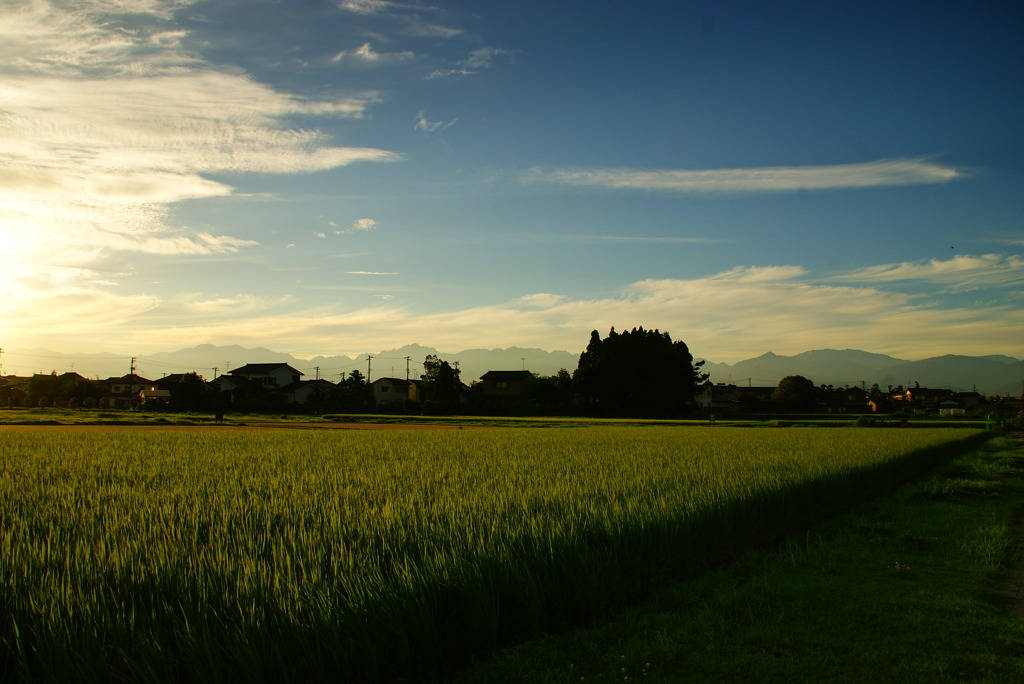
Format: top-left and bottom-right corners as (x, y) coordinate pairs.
(522, 158), (965, 194)
(828, 254), (1024, 289)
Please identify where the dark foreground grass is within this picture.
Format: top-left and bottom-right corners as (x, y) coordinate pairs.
(451, 434), (1024, 683)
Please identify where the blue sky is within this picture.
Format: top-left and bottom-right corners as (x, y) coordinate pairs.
(2, 0), (1022, 367)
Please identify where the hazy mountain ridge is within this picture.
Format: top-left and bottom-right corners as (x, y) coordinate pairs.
(702, 349), (1024, 396)
(6, 346), (1021, 397)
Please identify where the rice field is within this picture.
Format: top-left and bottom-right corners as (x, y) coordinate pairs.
(0, 426), (987, 682)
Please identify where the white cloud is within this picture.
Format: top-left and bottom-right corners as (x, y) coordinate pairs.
(8, 260), (1019, 364)
(352, 218), (379, 231)
(414, 110), (457, 132)
(1, 0), (402, 316)
(521, 158), (965, 194)
(331, 42), (415, 65)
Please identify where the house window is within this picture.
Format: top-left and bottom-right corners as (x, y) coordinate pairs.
(497, 381), (508, 389)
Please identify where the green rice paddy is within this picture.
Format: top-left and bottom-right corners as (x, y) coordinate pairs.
(0, 427), (988, 681)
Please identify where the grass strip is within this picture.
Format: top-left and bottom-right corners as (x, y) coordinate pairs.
(451, 434), (1024, 683)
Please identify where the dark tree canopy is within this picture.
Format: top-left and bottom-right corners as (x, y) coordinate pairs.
(420, 354), (461, 409)
(573, 327), (706, 417)
(772, 374), (818, 412)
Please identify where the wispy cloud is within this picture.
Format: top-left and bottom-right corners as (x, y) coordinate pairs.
(414, 110), (457, 132)
(334, 0), (460, 38)
(428, 47), (513, 78)
(521, 158), (966, 194)
(336, 0), (425, 15)
(829, 254), (1024, 289)
(581, 235), (729, 244)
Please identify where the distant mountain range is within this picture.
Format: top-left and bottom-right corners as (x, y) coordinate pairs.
(8, 345), (1023, 397)
(700, 349), (1024, 397)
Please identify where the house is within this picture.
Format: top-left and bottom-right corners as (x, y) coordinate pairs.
(818, 386), (870, 414)
(138, 389), (172, 408)
(371, 377), (419, 406)
(208, 373), (260, 408)
(0, 375), (31, 407)
(279, 379), (336, 406)
(904, 387), (955, 412)
(227, 363), (303, 388)
(479, 370), (532, 397)
(102, 374), (156, 409)
(696, 383), (741, 412)
(697, 382), (774, 412)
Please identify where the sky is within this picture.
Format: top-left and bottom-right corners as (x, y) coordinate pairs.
(2, 0), (1022, 372)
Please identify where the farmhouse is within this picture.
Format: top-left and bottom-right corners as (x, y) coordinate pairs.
(371, 377), (419, 406)
(227, 363), (303, 388)
(102, 373), (156, 409)
(279, 378), (336, 406)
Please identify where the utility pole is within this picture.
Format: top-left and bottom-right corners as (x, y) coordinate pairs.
(212, 367), (219, 379)
(367, 354), (373, 383)
(315, 366), (320, 381)
(130, 356), (137, 376)
(405, 356), (411, 382)
(521, 357), (526, 371)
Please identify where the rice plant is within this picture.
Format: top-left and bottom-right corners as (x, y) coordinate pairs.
(0, 427), (985, 682)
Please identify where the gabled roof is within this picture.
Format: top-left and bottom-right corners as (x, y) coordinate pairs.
(209, 374), (255, 390)
(279, 379), (336, 393)
(371, 377), (418, 388)
(229, 363), (303, 376)
(104, 373), (155, 384)
(154, 373), (193, 384)
(480, 370), (533, 381)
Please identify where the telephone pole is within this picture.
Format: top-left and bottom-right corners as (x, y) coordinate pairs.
(405, 356), (411, 382)
(366, 354), (373, 383)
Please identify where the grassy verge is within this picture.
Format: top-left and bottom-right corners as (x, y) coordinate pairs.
(451, 434), (1024, 683)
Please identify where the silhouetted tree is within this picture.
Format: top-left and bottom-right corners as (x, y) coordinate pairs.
(772, 375), (818, 412)
(525, 369), (574, 415)
(573, 327), (707, 417)
(331, 370), (372, 412)
(421, 355), (461, 413)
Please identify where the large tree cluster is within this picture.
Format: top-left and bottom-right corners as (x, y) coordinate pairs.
(573, 327), (707, 417)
